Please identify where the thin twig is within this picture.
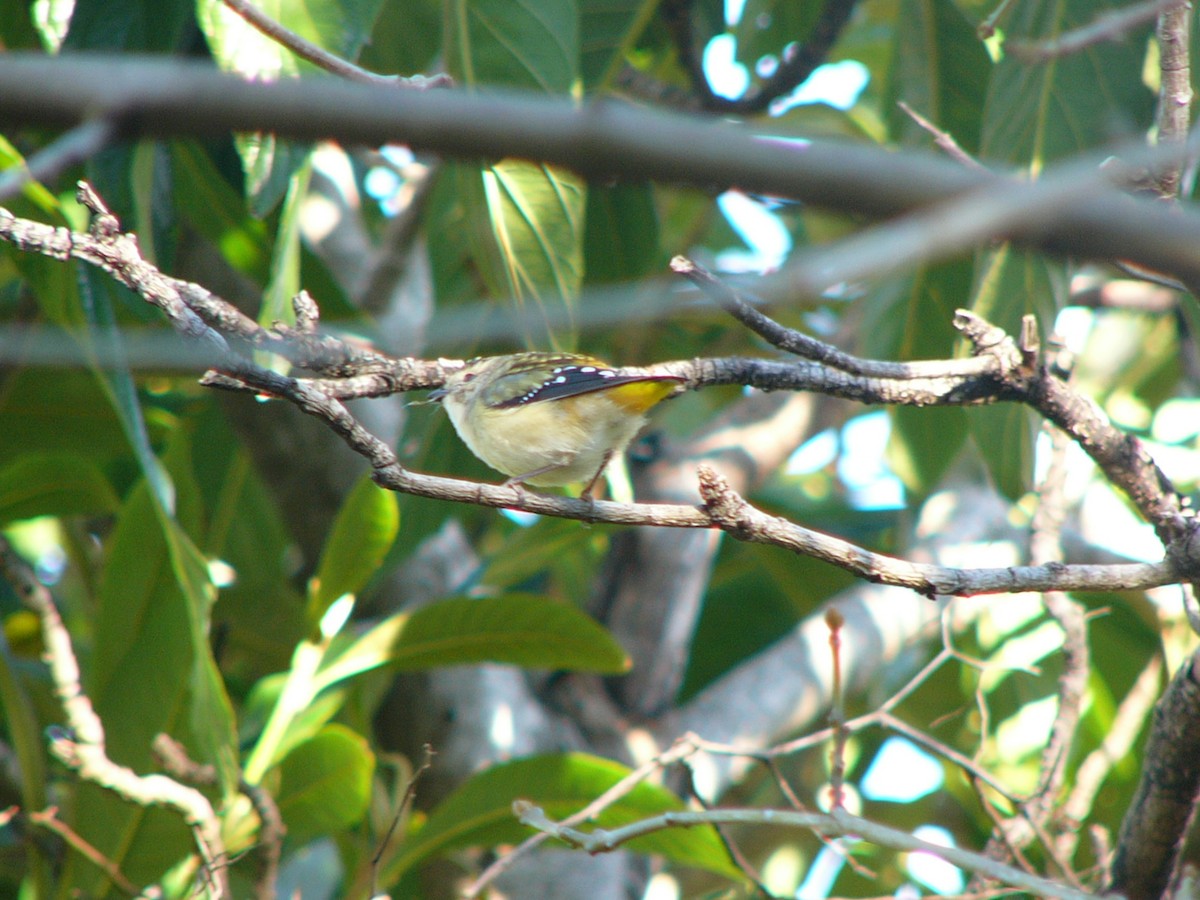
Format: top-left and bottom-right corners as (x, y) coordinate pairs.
(826, 608), (847, 811)
(1022, 415), (1089, 871)
(0, 118), (117, 202)
(1008, 0), (1185, 62)
(681, 763), (773, 895)
(1154, 0), (1193, 198)
(152, 735), (284, 900)
(697, 465), (1181, 598)
(219, 0), (451, 88)
(28, 807), (141, 896)
(896, 101), (988, 171)
(463, 738), (702, 897)
(372, 744), (434, 897)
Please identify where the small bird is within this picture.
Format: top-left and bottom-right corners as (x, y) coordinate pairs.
(430, 352), (685, 499)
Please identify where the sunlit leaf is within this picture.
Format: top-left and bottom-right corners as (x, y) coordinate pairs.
(314, 594), (630, 692)
(309, 475), (400, 625)
(276, 724), (374, 843)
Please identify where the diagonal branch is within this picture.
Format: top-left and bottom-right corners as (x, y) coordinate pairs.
(218, 0), (451, 87)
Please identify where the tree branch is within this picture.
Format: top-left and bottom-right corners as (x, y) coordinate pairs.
(0, 537), (229, 897)
(1109, 647), (1200, 900)
(0, 188), (1191, 603)
(3, 55), (1200, 284)
(514, 800), (1113, 899)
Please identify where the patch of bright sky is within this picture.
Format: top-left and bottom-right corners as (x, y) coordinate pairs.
(773, 61), (871, 115)
(364, 145), (416, 212)
(787, 428), (838, 474)
(861, 737), (944, 802)
(907, 826), (966, 894)
(796, 839), (851, 899)
(716, 191), (792, 271)
(704, 8), (869, 273)
(839, 412), (906, 509)
(785, 415), (906, 511)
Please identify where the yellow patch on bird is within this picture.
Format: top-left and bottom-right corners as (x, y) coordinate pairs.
(604, 379), (681, 415)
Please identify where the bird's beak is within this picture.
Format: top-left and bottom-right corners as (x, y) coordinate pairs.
(428, 386), (448, 402)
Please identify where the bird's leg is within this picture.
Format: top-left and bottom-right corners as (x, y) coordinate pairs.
(500, 463), (566, 504)
(579, 450), (615, 502)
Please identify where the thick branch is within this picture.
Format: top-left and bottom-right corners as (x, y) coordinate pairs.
(3, 55), (1200, 283)
(1110, 647), (1200, 899)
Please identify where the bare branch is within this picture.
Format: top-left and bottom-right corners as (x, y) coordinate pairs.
(1110, 647), (1200, 899)
(1154, 0), (1193, 198)
(697, 465), (1178, 597)
(0, 190), (1191, 601)
(1008, 0), (1185, 62)
(0, 537), (229, 897)
(514, 801), (1113, 899)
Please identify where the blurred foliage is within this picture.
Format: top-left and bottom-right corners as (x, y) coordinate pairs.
(0, 0), (1186, 897)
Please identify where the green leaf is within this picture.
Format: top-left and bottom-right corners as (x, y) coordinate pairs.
(63, 0), (193, 51)
(259, 157), (312, 321)
(885, 0), (990, 154)
(0, 369), (133, 461)
(584, 183), (661, 284)
(386, 753), (741, 882)
(733, 0), (822, 74)
(857, 259), (974, 495)
(75, 270), (176, 512)
(0, 452), (119, 525)
(309, 475), (400, 624)
(580, 0), (655, 90)
(965, 245), (1066, 500)
(482, 160), (587, 348)
(63, 434), (237, 894)
(982, 0), (1155, 168)
(314, 594), (630, 692)
(443, 0), (584, 345)
(446, 0), (578, 93)
(171, 141), (271, 282)
(276, 724), (375, 843)
(198, 0), (377, 212)
(477, 516), (599, 590)
(359, 0), (442, 77)
(967, 403), (1038, 502)
(4, 0), (44, 50)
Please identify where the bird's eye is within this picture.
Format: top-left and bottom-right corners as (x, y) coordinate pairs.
(462, 373), (476, 383)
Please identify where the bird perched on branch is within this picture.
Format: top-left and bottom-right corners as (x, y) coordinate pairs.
(431, 352), (685, 499)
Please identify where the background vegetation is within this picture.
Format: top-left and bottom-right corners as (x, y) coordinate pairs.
(0, 0), (1197, 898)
